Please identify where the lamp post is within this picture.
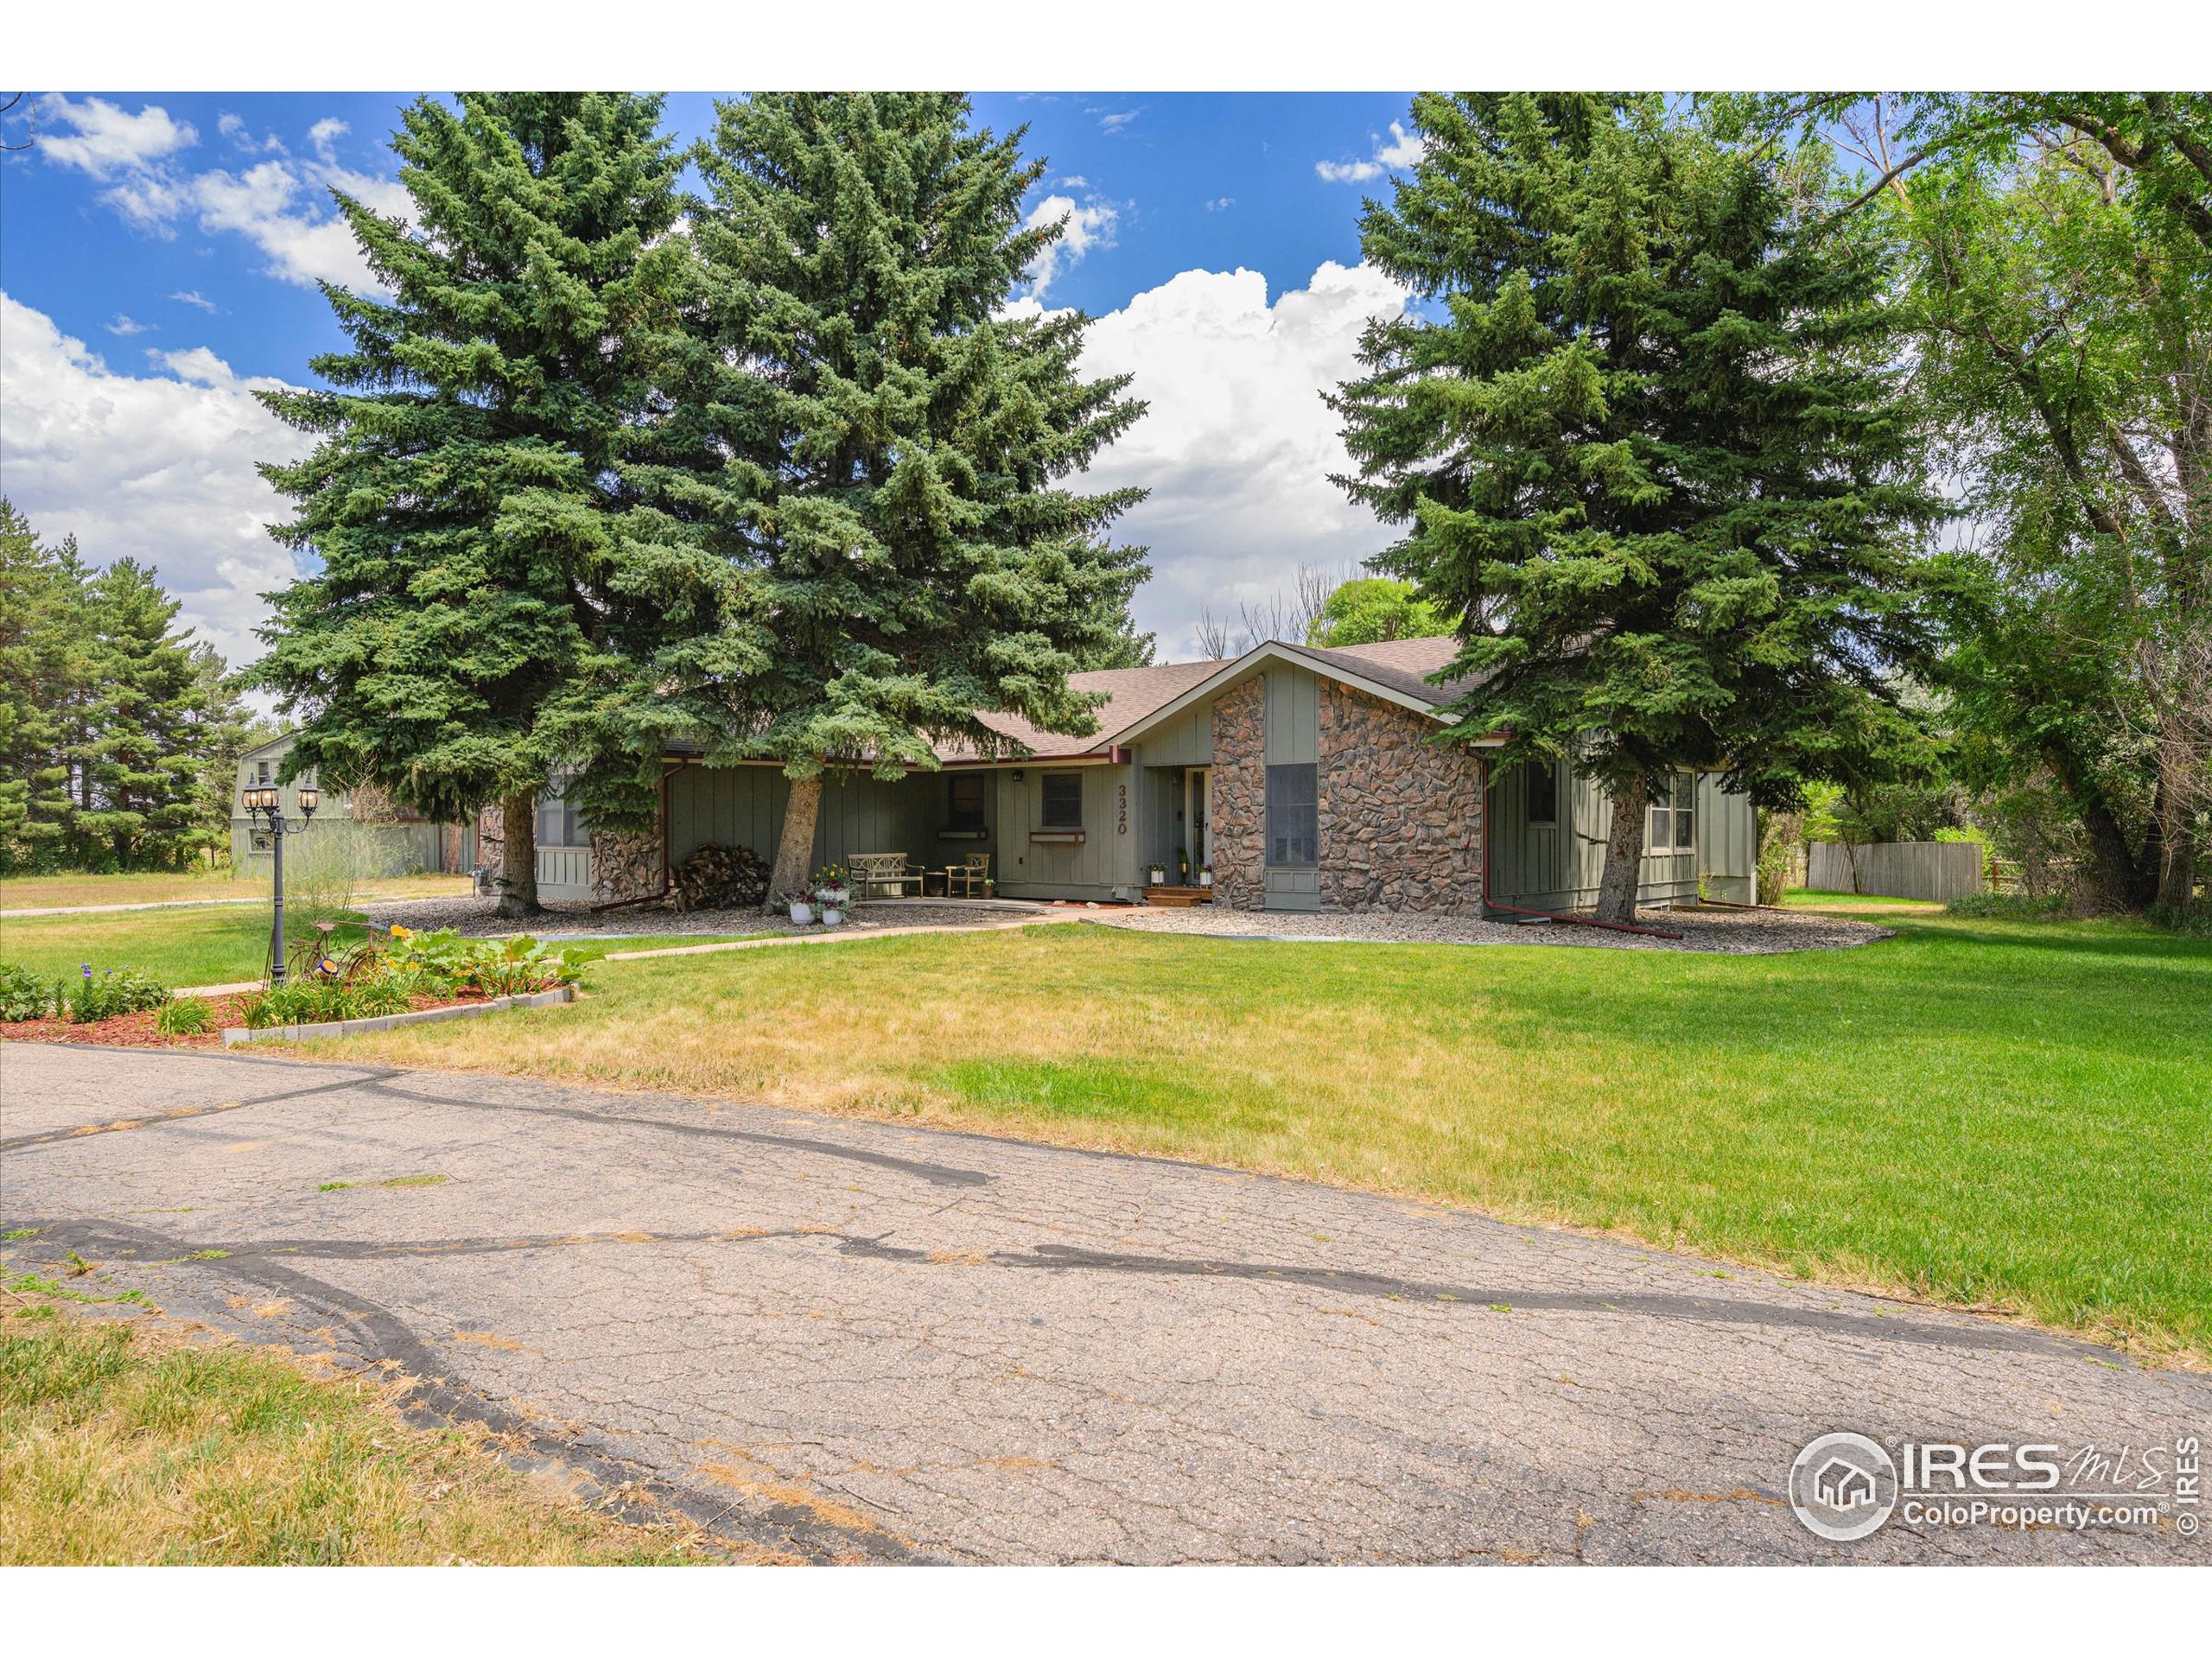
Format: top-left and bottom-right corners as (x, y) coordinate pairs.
(241, 784), (319, 983)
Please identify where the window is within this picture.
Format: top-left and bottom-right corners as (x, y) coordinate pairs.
(946, 772), (987, 833)
(537, 791), (588, 849)
(1526, 760), (1558, 826)
(256, 760), (271, 785)
(1266, 764), (1318, 867)
(1647, 772), (1697, 854)
(1041, 772), (1084, 830)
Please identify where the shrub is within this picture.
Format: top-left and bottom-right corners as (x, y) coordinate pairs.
(0, 963), (53, 1023)
(67, 968), (172, 1024)
(1947, 891), (2073, 922)
(2145, 904), (2212, 939)
(154, 996), (216, 1036)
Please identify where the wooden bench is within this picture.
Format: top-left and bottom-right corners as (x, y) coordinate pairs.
(849, 852), (922, 899)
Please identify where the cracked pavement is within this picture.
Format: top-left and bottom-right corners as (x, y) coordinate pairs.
(3, 1041), (2203, 1564)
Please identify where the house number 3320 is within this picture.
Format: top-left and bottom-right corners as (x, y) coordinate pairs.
(1116, 785), (1128, 835)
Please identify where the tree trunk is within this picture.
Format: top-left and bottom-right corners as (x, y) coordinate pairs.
(765, 772), (823, 914)
(1593, 776), (1649, 926)
(495, 789), (541, 919)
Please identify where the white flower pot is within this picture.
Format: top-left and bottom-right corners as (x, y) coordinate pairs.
(1198, 871), (1213, 887)
(821, 906), (843, 927)
(789, 901), (815, 925)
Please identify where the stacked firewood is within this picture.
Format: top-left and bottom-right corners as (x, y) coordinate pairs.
(670, 843), (772, 912)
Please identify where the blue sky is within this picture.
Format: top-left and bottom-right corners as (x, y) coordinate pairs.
(2, 91), (1428, 666)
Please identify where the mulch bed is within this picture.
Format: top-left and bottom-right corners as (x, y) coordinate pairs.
(0, 988), (508, 1051)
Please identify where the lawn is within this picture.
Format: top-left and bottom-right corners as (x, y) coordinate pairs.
(0, 901), (766, 988)
(320, 899), (2212, 1362)
(0, 871), (473, 912)
(0, 1295), (731, 1564)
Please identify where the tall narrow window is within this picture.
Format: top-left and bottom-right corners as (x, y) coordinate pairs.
(946, 772), (987, 832)
(1266, 764), (1318, 867)
(1646, 772), (1696, 853)
(1041, 772), (1084, 830)
(1526, 759), (1558, 826)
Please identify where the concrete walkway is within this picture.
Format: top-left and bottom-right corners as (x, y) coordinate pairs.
(3, 1043), (2202, 1565)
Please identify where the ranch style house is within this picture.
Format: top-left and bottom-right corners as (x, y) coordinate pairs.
(495, 635), (1757, 915)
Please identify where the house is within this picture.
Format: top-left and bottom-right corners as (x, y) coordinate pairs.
(505, 636), (1756, 913)
(232, 733), (474, 878)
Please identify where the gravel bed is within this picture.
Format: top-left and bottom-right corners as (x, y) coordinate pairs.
(355, 893), (1055, 940)
(1084, 902), (1889, 955)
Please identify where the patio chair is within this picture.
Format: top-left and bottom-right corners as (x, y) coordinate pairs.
(944, 851), (991, 898)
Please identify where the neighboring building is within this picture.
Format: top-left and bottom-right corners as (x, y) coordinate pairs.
(501, 636), (1755, 912)
(231, 733), (473, 878)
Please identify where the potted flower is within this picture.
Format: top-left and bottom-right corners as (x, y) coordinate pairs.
(817, 889), (844, 927)
(812, 863), (850, 908)
(783, 890), (816, 925)
(1198, 864), (1213, 888)
(1146, 861), (1166, 887)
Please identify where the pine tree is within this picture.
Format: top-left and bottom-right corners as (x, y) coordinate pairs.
(647, 93), (1149, 907)
(1333, 94), (1941, 922)
(253, 94), (698, 916)
(72, 560), (216, 869)
(0, 501), (87, 871)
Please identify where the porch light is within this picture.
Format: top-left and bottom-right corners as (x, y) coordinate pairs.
(296, 786), (321, 817)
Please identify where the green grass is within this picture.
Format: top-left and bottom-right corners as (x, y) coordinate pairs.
(0, 1300), (735, 1564)
(328, 900), (2212, 1362)
(0, 904), (760, 988)
(0, 871), (473, 911)
(0, 906), (369, 988)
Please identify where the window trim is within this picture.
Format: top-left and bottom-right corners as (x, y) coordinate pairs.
(1647, 771), (1697, 855)
(1265, 761), (1319, 869)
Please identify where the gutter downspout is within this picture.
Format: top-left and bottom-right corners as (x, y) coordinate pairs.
(1478, 754), (1685, 940)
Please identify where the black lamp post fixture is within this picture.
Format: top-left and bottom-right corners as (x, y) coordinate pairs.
(240, 783), (319, 984)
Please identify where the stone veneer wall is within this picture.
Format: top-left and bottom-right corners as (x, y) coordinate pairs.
(589, 822), (664, 905)
(474, 803), (504, 895)
(1316, 681), (1485, 914)
(473, 801), (667, 904)
(1208, 675), (1268, 911)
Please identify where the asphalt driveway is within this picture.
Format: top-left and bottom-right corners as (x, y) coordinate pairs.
(3, 1041), (2202, 1563)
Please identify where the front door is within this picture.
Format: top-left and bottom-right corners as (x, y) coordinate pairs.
(1185, 766), (1211, 880)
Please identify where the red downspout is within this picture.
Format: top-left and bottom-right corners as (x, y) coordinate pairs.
(1479, 754), (1685, 940)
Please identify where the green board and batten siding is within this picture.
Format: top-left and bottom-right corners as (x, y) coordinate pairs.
(1484, 760), (1755, 909)
(993, 764), (1141, 902)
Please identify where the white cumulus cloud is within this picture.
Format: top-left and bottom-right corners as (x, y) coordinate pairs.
(1071, 261), (1412, 658)
(1021, 193), (1118, 301)
(1315, 120), (1427, 185)
(0, 292), (308, 671)
(36, 97), (408, 294)
(36, 93), (197, 179)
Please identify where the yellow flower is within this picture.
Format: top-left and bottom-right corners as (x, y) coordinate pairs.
(390, 925), (412, 940)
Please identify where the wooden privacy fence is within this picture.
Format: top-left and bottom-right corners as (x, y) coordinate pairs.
(1807, 840), (1986, 903)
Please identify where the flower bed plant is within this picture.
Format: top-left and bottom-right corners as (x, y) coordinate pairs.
(0, 927), (584, 1048)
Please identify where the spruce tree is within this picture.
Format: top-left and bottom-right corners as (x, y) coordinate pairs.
(661, 93), (1149, 906)
(1333, 94), (1941, 922)
(254, 93), (696, 916)
(73, 560), (222, 868)
(0, 501), (87, 871)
